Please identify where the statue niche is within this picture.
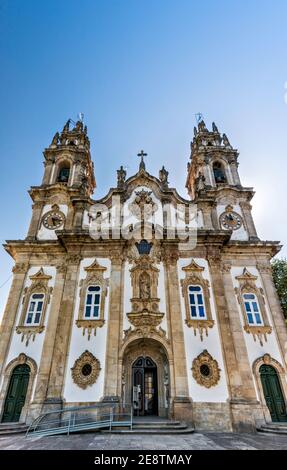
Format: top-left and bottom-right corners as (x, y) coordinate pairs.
(127, 256), (164, 330)
(139, 272), (151, 300)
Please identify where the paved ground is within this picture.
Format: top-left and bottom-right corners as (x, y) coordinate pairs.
(0, 431), (286, 450)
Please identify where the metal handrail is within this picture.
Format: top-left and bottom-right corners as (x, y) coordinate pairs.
(26, 403), (133, 437)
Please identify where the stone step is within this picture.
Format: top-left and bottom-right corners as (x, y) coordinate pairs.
(0, 423), (28, 435)
(257, 424), (287, 435)
(102, 426), (194, 435)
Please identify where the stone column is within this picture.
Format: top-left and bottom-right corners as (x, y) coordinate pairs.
(103, 253), (124, 402)
(230, 161), (241, 186)
(164, 251), (192, 422)
(28, 264), (67, 419)
(201, 203), (214, 230)
(42, 159), (54, 185)
(257, 262), (287, 366)
(73, 201), (85, 231)
(27, 202), (44, 239)
(239, 201), (258, 240)
(45, 255), (81, 407)
(208, 255), (262, 431)
(0, 263), (28, 377)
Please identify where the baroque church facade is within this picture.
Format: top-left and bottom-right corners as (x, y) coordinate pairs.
(0, 119), (287, 432)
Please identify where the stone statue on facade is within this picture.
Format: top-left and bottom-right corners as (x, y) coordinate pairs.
(50, 132), (59, 146)
(195, 171), (206, 193)
(159, 166), (169, 188)
(117, 166), (127, 188)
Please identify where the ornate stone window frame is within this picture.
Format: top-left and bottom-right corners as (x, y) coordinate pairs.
(0, 353), (37, 423)
(192, 350), (221, 388)
(181, 259), (214, 340)
(16, 268), (53, 346)
(71, 350), (101, 389)
(235, 268), (272, 346)
(76, 259), (109, 339)
(252, 354), (287, 423)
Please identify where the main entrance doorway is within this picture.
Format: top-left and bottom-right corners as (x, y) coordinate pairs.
(2, 364), (30, 423)
(260, 364), (287, 422)
(132, 356), (158, 416)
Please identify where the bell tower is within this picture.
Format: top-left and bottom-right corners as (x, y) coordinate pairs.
(27, 119), (96, 239)
(186, 120), (258, 240)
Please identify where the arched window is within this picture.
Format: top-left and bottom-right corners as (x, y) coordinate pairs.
(84, 286), (101, 319)
(188, 285), (206, 319)
(213, 161), (227, 184)
(25, 293), (45, 325)
(243, 293), (263, 325)
(57, 164), (70, 183)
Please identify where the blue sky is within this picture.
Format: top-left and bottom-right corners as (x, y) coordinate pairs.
(0, 0), (287, 315)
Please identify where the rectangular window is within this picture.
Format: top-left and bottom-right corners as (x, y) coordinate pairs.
(243, 293), (263, 325)
(84, 286), (101, 319)
(25, 294), (45, 325)
(188, 285), (206, 319)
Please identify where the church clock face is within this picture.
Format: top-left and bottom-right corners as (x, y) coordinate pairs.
(219, 210), (242, 231)
(42, 209), (65, 230)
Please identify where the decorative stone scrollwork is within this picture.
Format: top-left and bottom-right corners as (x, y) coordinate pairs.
(13, 263), (29, 274)
(192, 350), (221, 388)
(181, 259), (214, 340)
(71, 350), (101, 389)
(235, 268), (272, 346)
(16, 268), (53, 346)
(76, 259), (109, 339)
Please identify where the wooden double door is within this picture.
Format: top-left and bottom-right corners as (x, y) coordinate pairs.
(132, 357), (158, 416)
(260, 365), (287, 422)
(2, 365), (30, 423)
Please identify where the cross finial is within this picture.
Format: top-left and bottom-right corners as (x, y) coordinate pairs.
(137, 150), (147, 171)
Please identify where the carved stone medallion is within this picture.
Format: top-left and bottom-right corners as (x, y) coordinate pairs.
(71, 350), (101, 389)
(192, 350), (221, 388)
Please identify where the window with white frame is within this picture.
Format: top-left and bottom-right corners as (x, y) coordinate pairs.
(84, 286), (101, 319)
(25, 293), (45, 325)
(243, 293), (263, 325)
(188, 285), (206, 319)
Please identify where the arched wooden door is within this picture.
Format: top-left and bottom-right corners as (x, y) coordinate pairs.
(132, 357), (158, 416)
(2, 364), (30, 422)
(260, 364), (287, 422)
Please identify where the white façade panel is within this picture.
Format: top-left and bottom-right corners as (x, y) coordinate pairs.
(231, 266), (285, 372)
(63, 258), (111, 402)
(37, 204), (68, 240)
(178, 258), (229, 402)
(217, 204), (248, 241)
(3, 266), (56, 397)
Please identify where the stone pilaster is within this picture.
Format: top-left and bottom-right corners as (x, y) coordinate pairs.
(201, 204), (214, 230)
(163, 250), (192, 421)
(230, 161), (241, 186)
(27, 202), (44, 239)
(208, 255), (262, 431)
(28, 263), (67, 418)
(240, 201), (258, 240)
(103, 253), (124, 401)
(257, 262), (287, 366)
(0, 263), (29, 377)
(45, 255), (81, 407)
(42, 159), (54, 185)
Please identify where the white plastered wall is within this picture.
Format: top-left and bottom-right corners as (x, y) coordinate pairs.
(63, 257), (111, 402)
(178, 258), (229, 402)
(230, 266), (285, 400)
(2, 266), (57, 400)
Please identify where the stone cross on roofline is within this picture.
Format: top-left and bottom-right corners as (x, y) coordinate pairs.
(137, 150), (147, 171)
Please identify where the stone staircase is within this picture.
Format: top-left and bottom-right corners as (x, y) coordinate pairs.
(102, 417), (194, 434)
(257, 422), (287, 435)
(0, 422), (28, 436)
